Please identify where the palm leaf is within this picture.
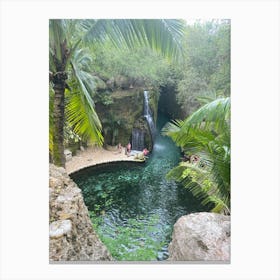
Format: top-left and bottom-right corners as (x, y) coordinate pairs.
(65, 88), (103, 145)
(163, 97), (231, 214)
(162, 97), (230, 146)
(196, 90), (220, 105)
(49, 19), (65, 68)
(184, 97), (230, 129)
(66, 46), (104, 145)
(167, 162), (229, 214)
(83, 19), (185, 61)
(70, 48), (97, 108)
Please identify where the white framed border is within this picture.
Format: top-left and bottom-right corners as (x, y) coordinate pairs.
(0, 0), (279, 279)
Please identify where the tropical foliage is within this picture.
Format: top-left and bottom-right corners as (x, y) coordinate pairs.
(162, 97), (230, 214)
(91, 44), (172, 90)
(49, 19), (185, 167)
(175, 20), (230, 116)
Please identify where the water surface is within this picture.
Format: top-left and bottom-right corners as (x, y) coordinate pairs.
(71, 114), (208, 260)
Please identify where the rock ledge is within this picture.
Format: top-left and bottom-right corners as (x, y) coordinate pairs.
(49, 164), (112, 261)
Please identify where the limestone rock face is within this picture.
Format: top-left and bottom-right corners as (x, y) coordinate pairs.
(49, 164), (112, 261)
(168, 212), (230, 261)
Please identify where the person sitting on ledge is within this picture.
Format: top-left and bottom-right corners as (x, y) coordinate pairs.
(143, 148), (149, 156)
(126, 142), (131, 156)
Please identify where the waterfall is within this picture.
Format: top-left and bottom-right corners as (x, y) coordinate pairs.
(132, 128), (145, 151)
(143, 91), (156, 141)
(131, 90), (156, 151)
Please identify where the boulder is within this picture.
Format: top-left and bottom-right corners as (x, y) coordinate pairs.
(49, 164), (112, 261)
(168, 212), (230, 261)
(64, 149), (72, 161)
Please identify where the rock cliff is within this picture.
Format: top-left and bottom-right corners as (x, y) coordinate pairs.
(49, 164), (112, 261)
(95, 88), (158, 150)
(168, 212), (230, 261)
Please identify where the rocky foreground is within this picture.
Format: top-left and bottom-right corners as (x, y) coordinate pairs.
(168, 212), (230, 261)
(49, 164), (112, 261)
(49, 164), (230, 262)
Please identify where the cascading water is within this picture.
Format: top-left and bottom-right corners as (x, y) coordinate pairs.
(131, 90), (156, 150)
(131, 128), (145, 151)
(143, 90), (156, 141)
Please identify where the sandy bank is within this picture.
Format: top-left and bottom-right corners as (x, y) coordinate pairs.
(65, 146), (139, 174)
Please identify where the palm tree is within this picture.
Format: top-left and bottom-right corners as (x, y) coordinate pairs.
(162, 97), (230, 214)
(49, 19), (185, 167)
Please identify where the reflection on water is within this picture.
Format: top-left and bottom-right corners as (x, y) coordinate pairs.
(71, 113), (208, 260)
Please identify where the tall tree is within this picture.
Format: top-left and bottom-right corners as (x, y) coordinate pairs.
(49, 19), (185, 167)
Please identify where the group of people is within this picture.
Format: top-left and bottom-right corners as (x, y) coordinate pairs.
(117, 142), (149, 159)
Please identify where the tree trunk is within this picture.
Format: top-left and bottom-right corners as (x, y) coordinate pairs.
(53, 82), (66, 167)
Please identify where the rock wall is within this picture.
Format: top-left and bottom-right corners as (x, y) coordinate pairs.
(49, 164), (112, 261)
(168, 212), (230, 261)
(95, 88), (158, 150)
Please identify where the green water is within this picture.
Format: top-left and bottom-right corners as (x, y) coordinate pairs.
(71, 114), (208, 261)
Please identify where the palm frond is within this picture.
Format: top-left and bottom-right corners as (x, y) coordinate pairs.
(167, 162), (229, 214)
(65, 88), (103, 145)
(161, 119), (183, 138)
(164, 97), (230, 214)
(65, 38), (82, 71)
(201, 195), (230, 214)
(70, 48), (97, 108)
(49, 19), (65, 68)
(184, 97), (230, 130)
(65, 47), (104, 145)
(83, 19), (185, 61)
(162, 97), (230, 146)
(196, 90), (221, 105)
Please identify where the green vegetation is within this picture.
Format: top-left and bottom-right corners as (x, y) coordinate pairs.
(90, 212), (169, 261)
(91, 44), (172, 91)
(162, 97), (230, 214)
(49, 19), (185, 167)
(174, 20), (230, 117)
(160, 20), (231, 215)
(49, 19), (230, 165)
